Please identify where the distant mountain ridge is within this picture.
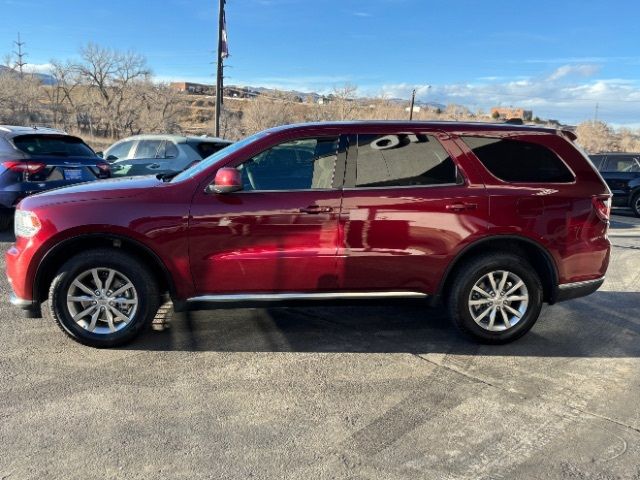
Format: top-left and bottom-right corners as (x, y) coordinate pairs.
(230, 84), (445, 109)
(0, 65), (56, 85)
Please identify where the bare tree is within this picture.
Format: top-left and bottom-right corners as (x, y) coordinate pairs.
(328, 83), (358, 120)
(576, 121), (619, 153)
(0, 70), (43, 125)
(74, 43), (151, 137)
(242, 93), (294, 134)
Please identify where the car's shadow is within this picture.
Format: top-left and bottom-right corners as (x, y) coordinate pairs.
(125, 290), (640, 358)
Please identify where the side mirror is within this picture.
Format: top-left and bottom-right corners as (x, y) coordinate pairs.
(96, 151), (104, 158)
(208, 167), (242, 194)
(106, 154), (118, 162)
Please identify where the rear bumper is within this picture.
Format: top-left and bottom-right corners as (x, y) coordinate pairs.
(555, 277), (605, 302)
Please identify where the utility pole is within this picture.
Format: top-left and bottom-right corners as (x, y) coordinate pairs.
(214, 0), (226, 137)
(13, 32), (27, 77)
(594, 102), (599, 123)
(408, 88), (416, 120)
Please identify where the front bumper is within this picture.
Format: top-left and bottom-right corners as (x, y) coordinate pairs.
(9, 292), (42, 318)
(555, 277), (605, 302)
(10, 292), (32, 308)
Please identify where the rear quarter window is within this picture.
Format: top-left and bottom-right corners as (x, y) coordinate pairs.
(195, 141), (230, 159)
(462, 136), (574, 183)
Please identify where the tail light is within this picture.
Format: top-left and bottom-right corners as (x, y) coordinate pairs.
(592, 195), (611, 222)
(96, 162), (111, 175)
(2, 161), (46, 174)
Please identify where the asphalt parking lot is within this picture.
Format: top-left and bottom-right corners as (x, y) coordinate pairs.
(1, 212), (639, 479)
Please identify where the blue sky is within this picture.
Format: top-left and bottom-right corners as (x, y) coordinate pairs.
(1, 0), (640, 126)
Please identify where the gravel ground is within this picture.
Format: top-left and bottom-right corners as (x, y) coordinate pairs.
(1, 211), (639, 479)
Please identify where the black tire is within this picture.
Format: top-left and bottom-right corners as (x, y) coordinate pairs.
(447, 253), (543, 344)
(0, 211), (12, 231)
(631, 191), (640, 218)
(47, 248), (160, 348)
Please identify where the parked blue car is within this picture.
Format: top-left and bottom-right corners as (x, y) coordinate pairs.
(0, 126), (110, 230)
(590, 153), (640, 217)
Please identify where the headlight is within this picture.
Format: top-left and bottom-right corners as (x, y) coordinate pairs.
(14, 210), (42, 238)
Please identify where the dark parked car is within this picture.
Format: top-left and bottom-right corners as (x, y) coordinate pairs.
(589, 153), (640, 216)
(0, 126), (110, 230)
(100, 134), (232, 177)
(6, 121), (611, 348)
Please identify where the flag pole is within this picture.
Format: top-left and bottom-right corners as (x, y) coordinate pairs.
(215, 0), (225, 137)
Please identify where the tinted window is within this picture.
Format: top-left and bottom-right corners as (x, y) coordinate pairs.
(13, 135), (95, 157)
(604, 155), (640, 173)
(196, 141), (229, 159)
(356, 134), (457, 187)
(589, 154), (606, 170)
(462, 137), (574, 183)
(105, 140), (134, 160)
(133, 140), (163, 159)
(237, 137), (338, 191)
(158, 140), (179, 159)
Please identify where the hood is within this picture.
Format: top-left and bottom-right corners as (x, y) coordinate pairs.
(20, 175), (162, 209)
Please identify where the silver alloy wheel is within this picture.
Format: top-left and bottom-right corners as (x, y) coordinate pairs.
(634, 195), (640, 215)
(66, 268), (138, 335)
(468, 270), (529, 332)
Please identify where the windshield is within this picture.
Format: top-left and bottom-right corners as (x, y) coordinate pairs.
(13, 135), (96, 157)
(171, 131), (269, 183)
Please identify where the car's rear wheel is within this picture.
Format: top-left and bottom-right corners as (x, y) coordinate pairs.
(631, 192), (640, 218)
(47, 249), (160, 347)
(0, 211), (12, 231)
(447, 253), (543, 344)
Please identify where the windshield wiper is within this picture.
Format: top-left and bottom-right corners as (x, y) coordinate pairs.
(156, 170), (181, 182)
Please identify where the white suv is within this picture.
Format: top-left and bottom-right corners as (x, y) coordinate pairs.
(101, 134), (232, 177)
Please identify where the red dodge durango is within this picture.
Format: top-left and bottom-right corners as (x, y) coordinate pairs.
(5, 121), (612, 347)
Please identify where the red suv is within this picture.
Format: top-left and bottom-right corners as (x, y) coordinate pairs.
(5, 122), (611, 347)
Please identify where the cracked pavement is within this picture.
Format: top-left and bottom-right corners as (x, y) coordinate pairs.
(1, 211), (639, 479)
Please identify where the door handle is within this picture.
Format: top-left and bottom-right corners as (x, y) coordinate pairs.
(299, 205), (333, 214)
(446, 202), (478, 212)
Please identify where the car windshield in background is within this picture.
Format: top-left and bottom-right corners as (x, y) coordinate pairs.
(13, 135), (95, 157)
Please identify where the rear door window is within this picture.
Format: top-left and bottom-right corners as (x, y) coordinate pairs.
(158, 140), (179, 159)
(355, 134), (458, 187)
(462, 136), (574, 183)
(604, 155), (640, 173)
(13, 135), (95, 157)
(133, 140), (163, 159)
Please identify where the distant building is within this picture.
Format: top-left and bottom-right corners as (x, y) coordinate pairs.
(491, 107), (533, 121)
(170, 82), (215, 95)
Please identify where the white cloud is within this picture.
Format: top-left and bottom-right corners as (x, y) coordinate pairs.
(23, 63), (54, 74)
(547, 64), (600, 81)
(377, 76), (640, 126)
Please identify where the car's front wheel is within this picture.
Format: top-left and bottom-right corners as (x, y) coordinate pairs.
(447, 253), (543, 344)
(47, 249), (160, 347)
